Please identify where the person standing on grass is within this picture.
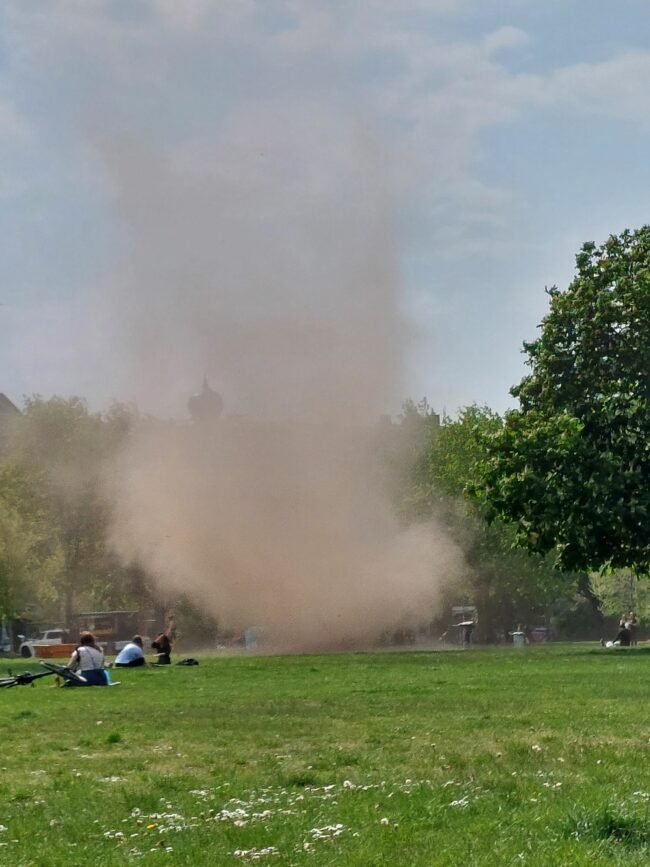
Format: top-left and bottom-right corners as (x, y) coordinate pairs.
(114, 635), (146, 667)
(68, 631), (108, 686)
(461, 621), (475, 647)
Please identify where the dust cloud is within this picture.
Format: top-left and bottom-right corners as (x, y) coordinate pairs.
(102, 107), (463, 649)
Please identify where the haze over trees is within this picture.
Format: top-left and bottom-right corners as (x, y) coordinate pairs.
(0, 390), (577, 641)
(0, 396), (151, 625)
(0, 463), (61, 623)
(389, 403), (578, 639)
(4, 227), (650, 637)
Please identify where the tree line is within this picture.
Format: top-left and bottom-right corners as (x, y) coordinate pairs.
(0, 397), (157, 626)
(0, 394), (593, 641)
(2, 227), (649, 640)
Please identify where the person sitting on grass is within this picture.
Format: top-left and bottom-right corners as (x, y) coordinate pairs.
(68, 631), (108, 686)
(151, 632), (172, 665)
(601, 618), (632, 648)
(114, 635), (146, 667)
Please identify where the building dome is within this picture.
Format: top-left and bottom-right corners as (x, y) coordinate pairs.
(188, 377), (224, 423)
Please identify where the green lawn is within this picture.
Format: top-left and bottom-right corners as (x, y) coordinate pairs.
(1, 644), (650, 865)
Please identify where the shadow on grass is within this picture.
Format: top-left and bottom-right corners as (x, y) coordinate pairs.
(566, 805), (650, 848)
(278, 771), (318, 788)
(585, 646), (650, 657)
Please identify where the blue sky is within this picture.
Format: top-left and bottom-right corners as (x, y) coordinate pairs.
(1, 1), (650, 418)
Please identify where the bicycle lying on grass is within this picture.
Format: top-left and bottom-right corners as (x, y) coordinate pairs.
(0, 661), (118, 688)
(0, 668), (54, 688)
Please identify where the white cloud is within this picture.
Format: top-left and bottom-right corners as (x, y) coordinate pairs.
(5, 2), (648, 220)
(483, 25), (530, 55)
(551, 52), (650, 124)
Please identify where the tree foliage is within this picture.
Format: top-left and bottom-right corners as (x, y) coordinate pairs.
(382, 398), (441, 521)
(0, 464), (61, 619)
(476, 228), (650, 574)
(589, 569), (648, 621)
(1, 396), (142, 622)
(390, 403), (576, 637)
(429, 407), (575, 636)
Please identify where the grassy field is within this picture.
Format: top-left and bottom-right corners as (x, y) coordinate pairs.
(1, 644), (650, 865)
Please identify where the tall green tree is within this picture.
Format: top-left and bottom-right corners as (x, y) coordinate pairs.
(477, 228), (650, 574)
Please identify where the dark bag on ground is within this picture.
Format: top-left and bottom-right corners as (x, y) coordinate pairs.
(177, 658), (199, 666)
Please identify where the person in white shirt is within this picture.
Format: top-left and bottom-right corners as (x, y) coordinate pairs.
(68, 631), (107, 686)
(114, 635), (146, 667)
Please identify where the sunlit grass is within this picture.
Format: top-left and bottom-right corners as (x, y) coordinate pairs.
(1, 644), (650, 865)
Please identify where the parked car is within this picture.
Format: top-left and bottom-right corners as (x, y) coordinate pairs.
(18, 628), (69, 658)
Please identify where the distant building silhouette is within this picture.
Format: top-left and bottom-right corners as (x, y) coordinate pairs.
(188, 377), (224, 424)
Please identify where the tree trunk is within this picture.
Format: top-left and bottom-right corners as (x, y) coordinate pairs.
(64, 583), (75, 630)
(577, 572), (603, 627)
